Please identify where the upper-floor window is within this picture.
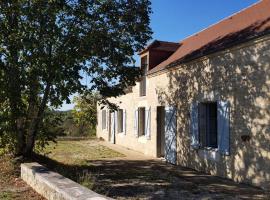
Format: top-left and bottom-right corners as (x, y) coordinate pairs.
(139, 56), (147, 96)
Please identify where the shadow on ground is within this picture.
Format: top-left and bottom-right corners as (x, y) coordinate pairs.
(34, 154), (269, 200)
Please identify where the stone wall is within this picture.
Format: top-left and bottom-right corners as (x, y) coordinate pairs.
(156, 35), (270, 189)
(96, 34), (270, 189)
(21, 162), (112, 200)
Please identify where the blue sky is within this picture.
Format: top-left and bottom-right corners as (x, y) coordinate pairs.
(60, 0), (258, 111)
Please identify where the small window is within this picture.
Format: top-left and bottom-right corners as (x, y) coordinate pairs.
(138, 107), (145, 136)
(199, 102), (217, 148)
(139, 56), (147, 96)
(140, 76), (146, 96)
(102, 110), (106, 130)
(117, 109), (124, 133)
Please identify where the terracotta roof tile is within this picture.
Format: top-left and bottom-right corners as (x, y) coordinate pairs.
(148, 0), (270, 75)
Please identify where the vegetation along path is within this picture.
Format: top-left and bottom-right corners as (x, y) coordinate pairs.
(35, 139), (270, 200)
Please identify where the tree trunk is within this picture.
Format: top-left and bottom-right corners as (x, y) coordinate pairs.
(14, 118), (26, 156)
(24, 83), (51, 157)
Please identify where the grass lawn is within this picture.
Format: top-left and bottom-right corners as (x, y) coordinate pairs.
(42, 140), (125, 165)
(36, 139), (127, 192)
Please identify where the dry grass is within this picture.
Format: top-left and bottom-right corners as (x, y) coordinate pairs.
(42, 140), (125, 165)
(0, 155), (45, 200)
(35, 139), (126, 193)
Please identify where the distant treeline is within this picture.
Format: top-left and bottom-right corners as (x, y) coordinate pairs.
(55, 110), (96, 137)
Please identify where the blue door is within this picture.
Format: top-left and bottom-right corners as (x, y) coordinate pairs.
(165, 106), (177, 164)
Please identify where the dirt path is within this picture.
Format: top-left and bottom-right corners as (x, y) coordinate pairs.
(93, 141), (270, 200)
(0, 156), (45, 200)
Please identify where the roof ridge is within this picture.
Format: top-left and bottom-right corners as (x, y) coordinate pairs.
(147, 0), (270, 75)
(178, 0), (262, 43)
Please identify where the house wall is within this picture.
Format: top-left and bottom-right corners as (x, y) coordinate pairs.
(96, 34), (270, 189)
(96, 68), (161, 157)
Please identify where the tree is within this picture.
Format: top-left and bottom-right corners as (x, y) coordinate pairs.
(72, 93), (98, 136)
(0, 0), (152, 157)
(35, 109), (64, 153)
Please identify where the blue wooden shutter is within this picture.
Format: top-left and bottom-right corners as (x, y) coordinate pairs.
(134, 109), (138, 137)
(165, 106), (177, 164)
(145, 107), (151, 140)
(190, 102), (199, 149)
(218, 101), (230, 155)
(111, 112), (115, 143)
(123, 110), (126, 135)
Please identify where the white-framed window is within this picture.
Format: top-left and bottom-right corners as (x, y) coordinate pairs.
(190, 100), (230, 155)
(117, 109), (124, 133)
(138, 107), (146, 136)
(102, 110), (106, 130)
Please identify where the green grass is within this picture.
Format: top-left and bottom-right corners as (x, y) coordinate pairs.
(42, 140), (124, 165)
(0, 191), (13, 200)
(36, 139), (125, 192)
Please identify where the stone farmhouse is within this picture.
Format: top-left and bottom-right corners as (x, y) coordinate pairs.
(97, 0), (270, 189)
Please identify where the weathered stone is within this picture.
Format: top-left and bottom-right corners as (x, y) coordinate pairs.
(21, 162), (113, 200)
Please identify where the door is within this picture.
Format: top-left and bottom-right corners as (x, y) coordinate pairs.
(157, 106), (165, 157)
(165, 106), (177, 164)
(110, 112), (115, 144)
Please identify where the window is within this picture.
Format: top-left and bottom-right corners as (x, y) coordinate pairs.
(139, 56), (147, 96)
(117, 109), (124, 133)
(102, 110), (106, 130)
(199, 102), (217, 148)
(138, 107), (145, 136)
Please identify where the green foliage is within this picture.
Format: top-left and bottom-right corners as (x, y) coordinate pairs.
(35, 109), (64, 153)
(72, 93), (98, 137)
(0, 0), (152, 156)
(0, 191), (13, 200)
(0, 101), (16, 152)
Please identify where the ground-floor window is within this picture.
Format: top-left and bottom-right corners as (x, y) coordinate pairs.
(138, 107), (145, 136)
(117, 109), (124, 133)
(199, 102), (218, 148)
(102, 110), (106, 130)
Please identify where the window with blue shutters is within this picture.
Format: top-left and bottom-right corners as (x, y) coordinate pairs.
(134, 107), (151, 139)
(191, 100), (230, 155)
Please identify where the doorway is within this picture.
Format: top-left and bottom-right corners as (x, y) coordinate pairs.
(157, 106), (165, 157)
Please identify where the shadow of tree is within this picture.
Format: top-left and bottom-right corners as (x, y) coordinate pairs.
(155, 19), (270, 190)
(34, 154), (269, 199)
